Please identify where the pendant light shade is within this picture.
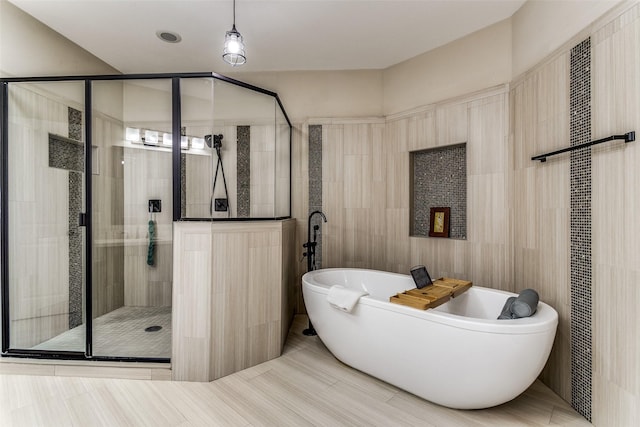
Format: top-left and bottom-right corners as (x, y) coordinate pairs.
(223, 0), (246, 66)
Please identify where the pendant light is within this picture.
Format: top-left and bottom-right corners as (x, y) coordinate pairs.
(222, 0), (246, 66)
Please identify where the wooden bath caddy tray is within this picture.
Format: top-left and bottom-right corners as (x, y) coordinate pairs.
(389, 277), (472, 310)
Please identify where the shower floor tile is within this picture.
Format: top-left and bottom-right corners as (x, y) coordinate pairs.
(31, 306), (171, 359)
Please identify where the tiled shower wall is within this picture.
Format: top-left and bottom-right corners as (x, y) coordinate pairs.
(237, 125), (251, 217)
(122, 148), (173, 307)
(48, 126), (84, 329)
(182, 124), (279, 219)
(7, 84), (77, 348)
(92, 113), (125, 319)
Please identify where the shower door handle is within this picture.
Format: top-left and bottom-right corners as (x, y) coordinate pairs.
(78, 212), (87, 227)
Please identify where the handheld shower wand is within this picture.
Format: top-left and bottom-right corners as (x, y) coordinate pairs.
(205, 134), (231, 217)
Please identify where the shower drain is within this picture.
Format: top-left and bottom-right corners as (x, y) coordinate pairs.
(145, 325), (162, 332)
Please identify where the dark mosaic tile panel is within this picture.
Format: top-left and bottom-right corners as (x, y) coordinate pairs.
(412, 144), (466, 239)
(68, 107), (82, 141)
(66, 113), (84, 327)
(308, 180), (323, 208)
(237, 125), (251, 217)
(49, 134), (84, 172)
(180, 154), (186, 218)
(569, 37), (592, 422)
(68, 171), (83, 329)
(308, 125), (324, 269)
(49, 132), (85, 328)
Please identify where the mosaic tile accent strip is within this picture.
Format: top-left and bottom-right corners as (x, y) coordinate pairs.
(308, 125), (324, 269)
(68, 109), (84, 328)
(49, 131), (85, 330)
(68, 171), (83, 329)
(68, 107), (82, 141)
(411, 144), (467, 239)
(569, 37), (592, 422)
(181, 153), (186, 218)
(237, 125), (251, 217)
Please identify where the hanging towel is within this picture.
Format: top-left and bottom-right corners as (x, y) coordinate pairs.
(147, 220), (156, 266)
(327, 285), (368, 313)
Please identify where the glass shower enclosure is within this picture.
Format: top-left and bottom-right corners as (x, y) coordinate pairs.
(0, 72), (291, 362)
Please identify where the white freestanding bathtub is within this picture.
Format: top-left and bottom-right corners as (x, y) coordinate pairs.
(302, 268), (558, 409)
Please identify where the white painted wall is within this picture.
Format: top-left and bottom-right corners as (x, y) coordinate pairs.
(0, 0), (117, 77)
(383, 19), (512, 116)
(228, 2), (624, 119)
(512, 0), (622, 78)
(226, 70), (384, 122)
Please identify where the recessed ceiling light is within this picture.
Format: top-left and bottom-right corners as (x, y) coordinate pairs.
(156, 30), (182, 43)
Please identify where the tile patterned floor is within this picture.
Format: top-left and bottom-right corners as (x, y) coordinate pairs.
(0, 315), (592, 426)
(32, 306), (171, 358)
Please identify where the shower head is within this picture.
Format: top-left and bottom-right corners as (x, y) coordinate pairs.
(204, 134), (224, 149)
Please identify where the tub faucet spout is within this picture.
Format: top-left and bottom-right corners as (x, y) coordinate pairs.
(305, 211), (327, 273)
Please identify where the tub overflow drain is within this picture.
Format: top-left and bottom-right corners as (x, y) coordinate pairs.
(145, 325), (162, 332)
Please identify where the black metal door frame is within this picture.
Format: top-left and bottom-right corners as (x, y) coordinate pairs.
(0, 72), (291, 362)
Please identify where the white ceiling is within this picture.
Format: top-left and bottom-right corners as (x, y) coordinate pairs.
(9, 0), (527, 74)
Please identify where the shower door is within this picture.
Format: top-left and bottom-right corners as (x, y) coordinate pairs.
(4, 81), (87, 354)
(2, 77), (176, 360)
(90, 79), (173, 359)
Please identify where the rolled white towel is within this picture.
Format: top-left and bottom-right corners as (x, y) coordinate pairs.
(327, 285), (368, 313)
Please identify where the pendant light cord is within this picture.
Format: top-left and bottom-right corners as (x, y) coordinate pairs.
(233, 0), (236, 28)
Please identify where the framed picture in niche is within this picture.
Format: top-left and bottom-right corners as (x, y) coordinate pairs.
(429, 207), (450, 238)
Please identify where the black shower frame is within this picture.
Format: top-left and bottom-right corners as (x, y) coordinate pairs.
(0, 72), (292, 363)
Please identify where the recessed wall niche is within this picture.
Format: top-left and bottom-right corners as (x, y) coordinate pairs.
(410, 143), (466, 239)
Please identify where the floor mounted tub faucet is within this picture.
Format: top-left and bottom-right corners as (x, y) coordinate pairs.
(302, 210), (327, 336)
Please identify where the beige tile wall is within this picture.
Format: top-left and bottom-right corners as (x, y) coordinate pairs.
(276, 123), (291, 217)
(294, 3), (640, 424)
(291, 124), (308, 314)
(184, 153), (214, 218)
(7, 84), (77, 348)
(92, 113), (125, 318)
(251, 124), (276, 217)
(511, 51), (572, 402)
(172, 220), (296, 382)
(184, 123), (288, 219)
(591, 3), (640, 425)
(122, 148), (173, 308)
(184, 124), (237, 219)
(510, 4), (640, 424)
(172, 222), (212, 381)
(314, 86), (511, 289)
